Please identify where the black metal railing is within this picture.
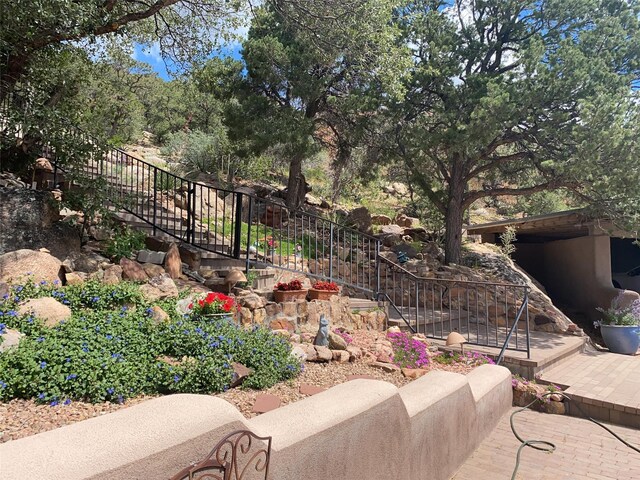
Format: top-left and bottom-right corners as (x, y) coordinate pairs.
(2, 86), (530, 356)
(379, 256), (530, 356)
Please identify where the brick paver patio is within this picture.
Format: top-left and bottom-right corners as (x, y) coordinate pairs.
(453, 408), (640, 479)
(540, 346), (640, 428)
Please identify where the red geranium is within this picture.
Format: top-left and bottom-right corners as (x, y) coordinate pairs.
(274, 279), (304, 291)
(188, 292), (237, 315)
(312, 281), (339, 292)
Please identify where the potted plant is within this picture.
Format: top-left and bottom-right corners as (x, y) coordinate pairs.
(183, 291), (238, 322)
(595, 293), (640, 355)
(308, 280), (340, 301)
(273, 279), (307, 302)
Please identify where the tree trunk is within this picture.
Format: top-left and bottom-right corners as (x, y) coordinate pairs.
(443, 156), (466, 265)
(285, 154), (305, 211)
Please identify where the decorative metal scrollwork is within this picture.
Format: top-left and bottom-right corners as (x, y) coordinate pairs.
(169, 430), (272, 480)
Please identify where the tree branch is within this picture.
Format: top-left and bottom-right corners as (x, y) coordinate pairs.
(463, 180), (577, 208)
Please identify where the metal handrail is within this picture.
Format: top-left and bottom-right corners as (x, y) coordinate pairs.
(380, 256), (531, 357)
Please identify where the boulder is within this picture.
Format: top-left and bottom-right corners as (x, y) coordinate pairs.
(291, 345), (308, 362)
(0, 281), (9, 299)
(230, 363), (254, 388)
(332, 350), (350, 363)
(65, 272), (87, 285)
(0, 249), (65, 285)
(269, 318), (296, 332)
(102, 265), (123, 285)
(380, 224), (405, 236)
(313, 345), (333, 362)
(0, 188), (81, 259)
(63, 250), (108, 274)
(370, 361), (400, 373)
(164, 243), (182, 279)
(142, 263), (166, 278)
(345, 206), (372, 234)
(0, 328), (24, 353)
(328, 331), (348, 350)
(371, 214), (392, 226)
(18, 297), (71, 327)
(119, 258), (149, 282)
(237, 293), (266, 309)
(139, 274), (179, 302)
(149, 306), (170, 324)
(137, 250), (166, 265)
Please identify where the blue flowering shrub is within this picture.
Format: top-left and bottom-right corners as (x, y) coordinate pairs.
(0, 279), (301, 405)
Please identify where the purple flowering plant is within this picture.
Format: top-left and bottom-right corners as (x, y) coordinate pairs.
(387, 331), (430, 369)
(333, 327), (353, 345)
(596, 292), (640, 326)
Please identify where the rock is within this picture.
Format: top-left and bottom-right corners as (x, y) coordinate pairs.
(370, 361), (400, 373)
(65, 272), (86, 285)
(391, 242), (419, 259)
(239, 307), (253, 325)
(290, 333), (301, 343)
(230, 363), (254, 388)
(380, 224), (405, 236)
(303, 344), (318, 362)
(137, 250), (166, 265)
(328, 331), (348, 350)
(381, 234), (403, 248)
(269, 318), (296, 332)
(0, 281), (9, 299)
(18, 297), (71, 327)
(253, 308), (267, 324)
(89, 225), (111, 241)
(63, 250), (108, 274)
(395, 214), (418, 228)
(102, 265), (123, 285)
(313, 345), (333, 362)
(371, 214), (392, 225)
(402, 368), (429, 379)
(34, 157), (54, 172)
(178, 244), (202, 271)
(149, 306), (170, 324)
(271, 329), (291, 339)
(305, 194), (323, 207)
(164, 243), (182, 279)
(291, 345), (308, 362)
(345, 206), (372, 234)
(119, 258), (148, 282)
(142, 263), (165, 278)
(332, 350), (350, 363)
(237, 293), (266, 309)
(139, 274), (179, 302)
(376, 352), (394, 364)
(346, 345), (363, 361)
(0, 188), (80, 259)
(299, 383), (326, 395)
(0, 249), (65, 285)
(252, 394), (281, 414)
(0, 328), (24, 352)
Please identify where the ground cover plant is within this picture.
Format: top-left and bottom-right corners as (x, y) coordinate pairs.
(0, 279), (301, 405)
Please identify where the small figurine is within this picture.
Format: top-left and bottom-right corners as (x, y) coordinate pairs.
(314, 315), (330, 346)
(397, 251), (409, 264)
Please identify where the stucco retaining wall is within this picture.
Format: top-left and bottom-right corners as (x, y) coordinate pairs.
(0, 365), (512, 480)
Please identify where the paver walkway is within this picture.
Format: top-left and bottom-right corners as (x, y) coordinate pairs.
(540, 346), (640, 427)
(453, 408), (640, 479)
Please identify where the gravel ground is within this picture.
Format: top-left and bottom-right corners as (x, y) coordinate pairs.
(0, 330), (482, 443)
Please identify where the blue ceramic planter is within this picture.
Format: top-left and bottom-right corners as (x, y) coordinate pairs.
(600, 325), (640, 355)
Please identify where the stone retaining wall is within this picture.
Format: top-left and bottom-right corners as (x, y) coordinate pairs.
(0, 365), (512, 480)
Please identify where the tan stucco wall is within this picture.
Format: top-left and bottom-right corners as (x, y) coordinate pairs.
(542, 236), (639, 320)
(0, 366), (513, 480)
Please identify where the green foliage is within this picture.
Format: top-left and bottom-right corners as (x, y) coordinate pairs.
(104, 227), (146, 262)
(383, 0), (640, 264)
(0, 279), (301, 404)
(499, 226), (517, 258)
(162, 130), (230, 180)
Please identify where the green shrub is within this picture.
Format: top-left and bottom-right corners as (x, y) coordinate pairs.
(0, 280), (301, 404)
(104, 226), (146, 262)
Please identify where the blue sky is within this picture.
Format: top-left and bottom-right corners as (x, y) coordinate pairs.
(132, 43), (243, 81)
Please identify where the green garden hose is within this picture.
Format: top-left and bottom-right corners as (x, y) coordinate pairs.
(510, 392), (640, 480)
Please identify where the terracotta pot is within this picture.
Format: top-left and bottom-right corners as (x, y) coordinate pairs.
(308, 288), (339, 301)
(273, 289), (308, 303)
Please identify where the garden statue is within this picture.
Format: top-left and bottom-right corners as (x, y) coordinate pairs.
(314, 315), (330, 347)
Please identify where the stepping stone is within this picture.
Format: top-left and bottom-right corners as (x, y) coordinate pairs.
(346, 374), (376, 381)
(299, 384), (326, 396)
(252, 394), (281, 414)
